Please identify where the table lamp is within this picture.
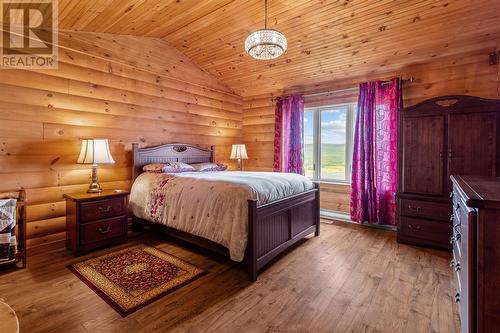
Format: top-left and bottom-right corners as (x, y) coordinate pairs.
(77, 138), (115, 193)
(230, 144), (248, 171)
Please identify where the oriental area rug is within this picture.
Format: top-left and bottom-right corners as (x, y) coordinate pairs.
(68, 244), (205, 316)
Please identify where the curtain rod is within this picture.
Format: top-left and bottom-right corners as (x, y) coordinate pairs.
(303, 86), (358, 98)
(285, 76), (415, 100)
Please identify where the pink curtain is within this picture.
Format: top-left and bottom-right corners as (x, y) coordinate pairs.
(273, 95), (305, 174)
(350, 78), (402, 225)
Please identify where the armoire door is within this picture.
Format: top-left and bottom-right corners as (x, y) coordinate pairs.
(448, 112), (497, 191)
(401, 115), (445, 196)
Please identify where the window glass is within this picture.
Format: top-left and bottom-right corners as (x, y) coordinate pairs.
(320, 107), (347, 181)
(303, 103), (357, 183)
(303, 110), (314, 178)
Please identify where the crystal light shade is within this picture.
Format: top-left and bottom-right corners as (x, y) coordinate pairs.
(245, 29), (287, 60)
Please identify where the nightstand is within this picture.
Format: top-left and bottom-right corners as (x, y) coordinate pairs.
(63, 190), (129, 256)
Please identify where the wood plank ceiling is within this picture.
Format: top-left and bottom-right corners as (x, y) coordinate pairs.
(30, 0), (500, 97)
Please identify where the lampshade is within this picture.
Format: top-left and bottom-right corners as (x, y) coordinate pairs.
(230, 144), (248, 160)
(77, 139), (115, 165)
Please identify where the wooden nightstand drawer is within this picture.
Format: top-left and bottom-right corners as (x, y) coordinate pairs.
(80, 198), (125, 222)
(80, 216), (127, 245)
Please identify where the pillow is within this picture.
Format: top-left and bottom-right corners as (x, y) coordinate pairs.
(142, 162), (195, 173)
(191, 162), (228, 172)
(142, 163), (166, 173)
(162, 162), (195, 173)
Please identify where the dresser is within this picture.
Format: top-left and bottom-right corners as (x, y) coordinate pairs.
(451, 175), (500, 333)
(397, 96), (500, 250)
(64, 190), (129, 256)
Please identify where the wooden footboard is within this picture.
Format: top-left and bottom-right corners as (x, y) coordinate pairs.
(245, 182), (320, 281)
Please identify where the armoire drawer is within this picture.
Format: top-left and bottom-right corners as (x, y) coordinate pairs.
(398, 216), (452, 249)
(400, 199), (451, 222)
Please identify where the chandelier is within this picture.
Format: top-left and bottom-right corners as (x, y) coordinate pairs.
(245, 0), (287, 60)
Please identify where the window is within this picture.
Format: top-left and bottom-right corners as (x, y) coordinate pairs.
(303, 103), (357, 183)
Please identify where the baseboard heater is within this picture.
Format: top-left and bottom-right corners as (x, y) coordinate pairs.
(320, 209), (396, 231)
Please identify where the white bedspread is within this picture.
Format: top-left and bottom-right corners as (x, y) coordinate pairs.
(129, 171), (314, 261)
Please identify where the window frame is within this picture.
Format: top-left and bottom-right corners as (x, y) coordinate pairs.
(304, 102), (357, 184)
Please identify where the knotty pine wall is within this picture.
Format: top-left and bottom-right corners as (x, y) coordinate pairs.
(243, 48), (500, 213)
(0, 31), (243, 255)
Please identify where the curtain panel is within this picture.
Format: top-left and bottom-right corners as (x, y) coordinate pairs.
(273, 95), (305, 174)
(350, 78), (403, 225)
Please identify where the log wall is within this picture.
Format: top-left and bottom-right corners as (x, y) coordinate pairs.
(0, 31), (243, 255)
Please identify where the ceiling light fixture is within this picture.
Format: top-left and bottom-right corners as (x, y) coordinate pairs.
(245, 0), (287, 60)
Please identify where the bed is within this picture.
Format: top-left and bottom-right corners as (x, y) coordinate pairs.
(130, 143), (320, 281)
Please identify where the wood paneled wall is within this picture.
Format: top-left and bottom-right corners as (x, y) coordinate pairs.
(0, 31), (243, 255)
(243, 48), (500, 213)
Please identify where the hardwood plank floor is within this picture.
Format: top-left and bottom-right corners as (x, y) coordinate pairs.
(0, 221), (459, 333)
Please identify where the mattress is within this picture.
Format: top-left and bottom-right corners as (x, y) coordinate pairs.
(129, 171), (314, 261)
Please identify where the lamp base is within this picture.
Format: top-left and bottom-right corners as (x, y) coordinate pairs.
(87, 183), (103, 193)
(87, 165), (103, 193)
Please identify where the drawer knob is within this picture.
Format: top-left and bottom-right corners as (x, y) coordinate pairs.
(98, 226), (111, 234)
(454, 262), (461, 272)
(408, 224), (422, 231)
(98, 205), (113, 213)
(408, 205), (421, 212)
(455, 292), (460, 303)
(450, 259), (455, 268)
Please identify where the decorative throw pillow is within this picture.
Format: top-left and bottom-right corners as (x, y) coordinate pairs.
(142, 162), (195, 173)
(191, 162), (228, 172)
(161, 162), (196, 173)
(142, 163), (166, 173)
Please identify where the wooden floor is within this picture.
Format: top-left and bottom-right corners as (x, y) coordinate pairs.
(0, 221), (459, 333)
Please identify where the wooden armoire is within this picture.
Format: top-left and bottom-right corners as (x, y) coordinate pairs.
(397, 95), (500, 249)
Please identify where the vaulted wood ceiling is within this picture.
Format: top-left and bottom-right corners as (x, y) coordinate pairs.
(27, 1), (500, 96)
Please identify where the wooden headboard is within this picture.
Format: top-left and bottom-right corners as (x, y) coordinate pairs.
(132, 143), (214, 180)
